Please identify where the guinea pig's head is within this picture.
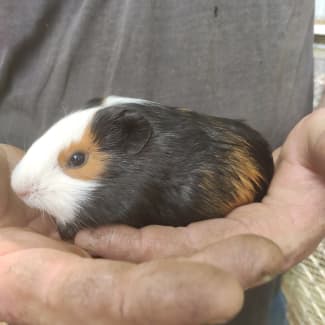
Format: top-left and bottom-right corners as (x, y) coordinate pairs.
(11, 96), (153, 234)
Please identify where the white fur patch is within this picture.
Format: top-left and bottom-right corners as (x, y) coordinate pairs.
(11, 95), (150, 226)
(103, 95), (153, 107)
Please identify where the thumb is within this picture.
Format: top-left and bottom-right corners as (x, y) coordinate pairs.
(280, 108), (325, 175)
(306, 109), (325, 176)
(188, 234), (284, 289)
(0, 249), (244, 325)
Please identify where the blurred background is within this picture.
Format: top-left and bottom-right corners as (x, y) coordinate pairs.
(314, 0), (325, 107)
(282, 1), (325, 324)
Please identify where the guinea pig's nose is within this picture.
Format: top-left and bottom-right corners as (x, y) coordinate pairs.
(16, 189), (33, 200)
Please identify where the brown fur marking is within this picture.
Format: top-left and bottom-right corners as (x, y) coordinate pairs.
(58, 126), (109, 180)
(199, 136), (265, 217)
(228, 146), (264, 209)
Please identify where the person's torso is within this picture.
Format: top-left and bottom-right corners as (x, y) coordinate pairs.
(0, 1), (314, 324)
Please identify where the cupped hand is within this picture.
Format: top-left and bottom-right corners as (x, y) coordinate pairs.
(76, 109), (325, 271)
(0, 145), (283, 325)
(0, 228), (284, 325)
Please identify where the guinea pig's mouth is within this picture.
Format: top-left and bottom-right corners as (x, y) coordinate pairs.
(16, 189), (34, 200)
(17, 186), (37, 199)
(15, 188), (56, 219)
(15, 188), (40, 206)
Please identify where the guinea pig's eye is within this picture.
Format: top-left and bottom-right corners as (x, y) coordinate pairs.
(67, 151), (87, 168)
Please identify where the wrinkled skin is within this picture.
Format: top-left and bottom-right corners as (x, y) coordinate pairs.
(0, 145), (283, 325)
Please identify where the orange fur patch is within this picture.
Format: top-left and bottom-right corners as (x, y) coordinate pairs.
(198, 136), (265, 217)
(227, 146), (264, 209)
(58, 127), (109, 180)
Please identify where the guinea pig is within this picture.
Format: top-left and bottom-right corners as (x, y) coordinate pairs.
(11, 96), (274, 240)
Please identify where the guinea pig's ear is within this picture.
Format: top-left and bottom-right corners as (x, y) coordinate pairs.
(92, 107), (153, 155)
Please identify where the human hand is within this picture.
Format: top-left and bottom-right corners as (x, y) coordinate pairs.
(76, 109), (325, 271)
(0, 228), (284, 325)
(0, 145), (283, 325)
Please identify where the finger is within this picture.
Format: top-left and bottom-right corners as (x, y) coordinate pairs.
(115, 260), (243, 325)
(280, 108), (325, 173)
(75, 215), (249, 262)
(0, 250), (244, 325)
(0, 227), (89, 257)
(75, 228), (284, 290)
(304, 108), (325, 176)
(0, 250), (99, 325)
(188, 234), (284, 289)
(75, 224), (194, 261)
(256, 109), (325, 267)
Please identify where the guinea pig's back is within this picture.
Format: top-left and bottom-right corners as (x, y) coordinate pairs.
(130, 105), (274, 224)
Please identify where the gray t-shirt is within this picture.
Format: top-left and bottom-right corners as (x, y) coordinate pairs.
(0, 1), (314, 324)
(0, 1), (313, 149)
